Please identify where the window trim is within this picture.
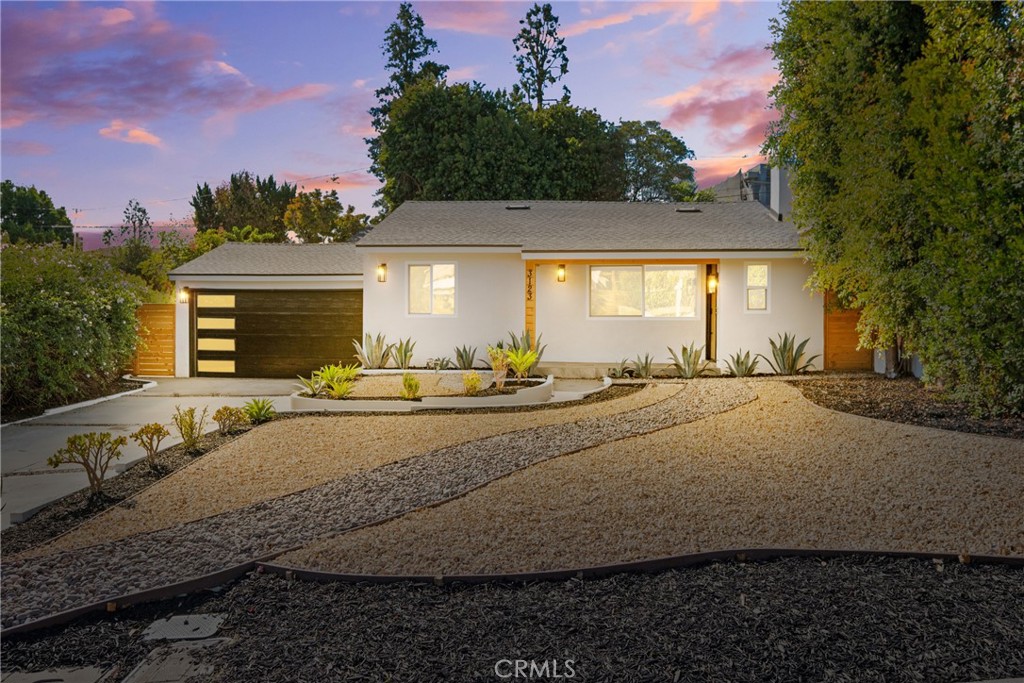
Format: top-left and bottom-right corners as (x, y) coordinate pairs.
(587, 264), (701, 320)
(744, 262), (770, 314)
(407, 262), (457, 317)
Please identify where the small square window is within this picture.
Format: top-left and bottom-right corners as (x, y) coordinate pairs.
(409, 263), (456, 315)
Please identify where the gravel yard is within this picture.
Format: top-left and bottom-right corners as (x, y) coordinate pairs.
(19, 384), (673, 559)
(347, 372), (480, 397)
(280, 381), (1024, 576)
(4, 557), (1023, 682)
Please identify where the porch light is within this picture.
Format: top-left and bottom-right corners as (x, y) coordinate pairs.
(556, 264), (566, 283)
(178, 287), (190, 303)
(707, 274), (718, 294)
(376, 263), (387, 283)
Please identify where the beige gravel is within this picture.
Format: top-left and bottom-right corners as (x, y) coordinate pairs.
(348, 372), (482, 397)
(24, 384), (679, 558)
(279, 381), (1024, 575)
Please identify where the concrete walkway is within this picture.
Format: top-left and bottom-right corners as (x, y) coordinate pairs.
(0, 378), (295, 529)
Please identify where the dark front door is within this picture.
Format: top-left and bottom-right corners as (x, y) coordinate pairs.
(191, 289), (363, 377)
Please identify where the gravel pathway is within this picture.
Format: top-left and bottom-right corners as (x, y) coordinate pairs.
(21, 384), (673, 559)
(1, 381), (752, 630)
(281, 381), (1024, 576)
(5, 557), (1023, 682)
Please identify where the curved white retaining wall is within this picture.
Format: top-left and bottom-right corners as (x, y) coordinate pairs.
(289, 376), (554, 413)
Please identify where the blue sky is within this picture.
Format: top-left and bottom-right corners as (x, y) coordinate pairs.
(1, 1), (780, 226)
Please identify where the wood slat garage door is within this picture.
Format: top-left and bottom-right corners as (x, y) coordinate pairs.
(192, 290), (362, 378)
(824, 292), (873, 371)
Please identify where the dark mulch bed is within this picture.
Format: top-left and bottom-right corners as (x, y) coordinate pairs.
(791, 374), (1023, 439)
(0, 428), (253, 557)
(3, 556), (1022, 682)
(1, 378), (148, 424)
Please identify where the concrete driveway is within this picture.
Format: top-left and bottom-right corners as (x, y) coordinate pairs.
(1, 378), (295, 530)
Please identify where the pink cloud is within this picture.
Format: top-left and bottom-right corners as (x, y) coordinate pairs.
(691, 154), (768, 188)
(563, 2), (721, 37)
(418, 2), (519, 37)
(280, 170), (379, 194)
(99, 120), (164, 148)
(708, 44), (771, 72)
(2, 139), (54, 156)
(447, 65), (482, 82)
(204, 83), (333, 135)
(0, 3), (332, 133)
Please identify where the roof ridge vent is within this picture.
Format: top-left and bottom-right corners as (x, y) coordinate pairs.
(505, 204), (530, 210)
(675, 207), (702, 213)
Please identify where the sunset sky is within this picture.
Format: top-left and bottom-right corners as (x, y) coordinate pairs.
(0, 1), (780, 227)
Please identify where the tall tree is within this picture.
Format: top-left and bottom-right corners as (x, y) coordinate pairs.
(766, 0), (1023, 415)
(368, 1), (449, 210)
(104, 199), (154, 276)
(283, 190), (370, 243)
(513, 3), (570, 110)
(0, 180), (74, 245)
(618, 120), (695, 202)
(190, 182), (217, 232)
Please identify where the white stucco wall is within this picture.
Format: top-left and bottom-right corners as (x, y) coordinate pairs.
(360, 251), (524, 362)
(716, 258), (823, 373)
(536, 263), (708, 364)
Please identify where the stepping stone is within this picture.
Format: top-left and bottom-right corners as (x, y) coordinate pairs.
(142, 614), (225, 641)
(1, 668), (106, 683)
(120, 638), (227, 683)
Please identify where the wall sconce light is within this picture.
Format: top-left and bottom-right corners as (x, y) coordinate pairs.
(556, 264), (566, 283)
(376, 263), (387, 283)
(707, 274), (718, 294)
(178, 287), (189, 303)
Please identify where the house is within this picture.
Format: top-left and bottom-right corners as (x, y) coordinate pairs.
(168, 181), (870, 378)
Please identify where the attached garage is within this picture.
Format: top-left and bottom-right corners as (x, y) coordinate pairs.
(169, 243), (362, 378)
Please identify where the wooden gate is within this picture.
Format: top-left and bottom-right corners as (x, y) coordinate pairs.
(132, 303), (175, 376)
(823, 292), (873, 371)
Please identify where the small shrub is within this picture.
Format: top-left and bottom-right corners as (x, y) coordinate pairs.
(172, 405), (209, 454)
(399, 373), (420, 400)
(758, 333), (820, 375)
(326, 379), (355, 399)
(318, 363), (360, 384)
(130, 422), (170, 469)
(487, 346), (509, 391)
(454, 345), (478, 370)
(295, 374), (326, 398)
(507, 330), (547, 372)
(506, 347), (539, 379)
(212, 406), (249, 436)
(48, 432), (127, 498)
(353, 332), (393, 369)
(427, 357), (454, 371)
(668, 342), (708, 379)
(390, 337), (416, 369)
(463, 370), (482, 395)
(244, 398), (276, 424)
(630, 353), (655, 379)
(608, 359), (633, 379)
(725, 349), (760, 377)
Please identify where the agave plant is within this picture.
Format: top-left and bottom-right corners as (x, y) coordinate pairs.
(427, 356), (454, 371)
(390, 337), (416, 369)
(506, 347), (539, 379)
(243, 398), (276, 424)
(667, 342), (708, 379)
(325, 379), (355, 400)
(724, 349), (759, 377)
(353, 332), (394, 369)
(608, 358), (633, 379)
(507, 330), (547, 371)
(757, 333), (820, 375)
(317, 363), (360, 385)
(630, 353), (656, 379)
(295, 374), (327, 398)
(454, 344), (478, 370)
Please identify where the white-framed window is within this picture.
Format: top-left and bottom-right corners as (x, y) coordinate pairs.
(408, 263), (456, 315)
(745, 263), (769, 312)
(589, 265), (699, 318)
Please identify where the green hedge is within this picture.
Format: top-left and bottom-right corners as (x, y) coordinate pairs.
(1, 244), (146, 414)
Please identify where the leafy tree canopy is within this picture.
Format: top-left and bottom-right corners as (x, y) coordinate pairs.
(103, 199), (154, 277)
(766, 0), (1023, 415)
(513, 3), (570, 110)
(0, 180), (74, 245)
(619, 120), (695, 202)
(189, 171), (296, 240)
(284, 190), (371, 243)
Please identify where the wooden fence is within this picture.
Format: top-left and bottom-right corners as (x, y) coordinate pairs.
(131, 304), (175, 376)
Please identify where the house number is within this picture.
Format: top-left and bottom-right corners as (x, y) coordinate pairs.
(526, 268), (535, 301)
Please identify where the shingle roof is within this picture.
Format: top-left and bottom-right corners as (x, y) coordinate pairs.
(168, 242), (362, 277)
(356, 201), (799, 252)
